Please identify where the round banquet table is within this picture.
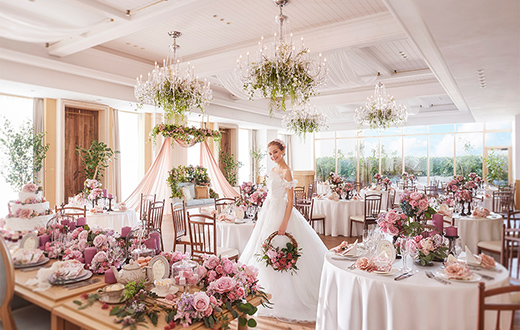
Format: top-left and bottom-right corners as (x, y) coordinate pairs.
(451, 213), (503, 252)
(216, 221), (255, 257)
(86, 210), (138, 233)
(312, 198), (364, 237)
(317, 251), (510, 330)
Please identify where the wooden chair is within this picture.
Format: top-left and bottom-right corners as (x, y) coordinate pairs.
(171, 201), (190, 253)
(186, 212), (239, 263)
(493, 191), (512, 217)
(478, 282), (520, 330)
(353, 181), (362, 192)
(402, 184), (417, 192)
(295, 199), (326, 234)
(214, 197), (236, 214)
(501, 226), (520, 281)
(349, 194), (382, 236)
(307, 182), (315, 198)
(0, 237), (51, 330)
(139, 193), (156, 224)
(293, 186), (306, 205)
(54, 205), (87, 222)
(424, 185), (438, 198)
(387, 188), (396, 211)
(145, 200), (165, 251)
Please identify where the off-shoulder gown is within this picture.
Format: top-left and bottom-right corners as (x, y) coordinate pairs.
(239, 170), (328, 322)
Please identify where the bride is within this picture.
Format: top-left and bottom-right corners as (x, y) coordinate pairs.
(239, 139), (328, 322)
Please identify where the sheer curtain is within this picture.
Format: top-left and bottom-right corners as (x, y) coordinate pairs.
(111, 109), (122, 201)
(33, 98), (44, 185)
(200, 142), (239, 198)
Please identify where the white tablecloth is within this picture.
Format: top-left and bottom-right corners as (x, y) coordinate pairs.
(313, 198), (364, 237)
(86, 210), (138, 233)
(216, 221), (255, 256)
(452, 213), (503, 252)
(317, 251), (510, 330)
(317, 183), (332, 195)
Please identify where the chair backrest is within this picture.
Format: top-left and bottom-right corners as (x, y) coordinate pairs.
(364, 194), (382, 220)
(214, 198), (236, 214)
(146, 200), (165, 232)
(295, 200), (313, 223)
(0, 236), (16, 330)
(507, 210), (520, 230)
(493, 191), (512, 215)
(187, 212), (217, 262)
(478, 282), (520, 330)
(353, 181), (362, 192)
(308, 182), (315, 198)
(502, 226), (520, 280)
(54, 205), (87, 221)
(403, 184), (417, 192)
(293, 186), (306, 205)
(140, 193), (156, 221)
(424, 186), (438, 198)
(387, 188), (396, 210)
(171, 201), (187, 241)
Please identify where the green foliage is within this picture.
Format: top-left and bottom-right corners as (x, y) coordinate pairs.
(167, 165), (217, 199)
(149, 123), (221, 147)
(316, 156), (335, 181)
(0, 118), (49, 190)
(484, 149), (507, 185)
(220, 151), (242, 186)
(76, 140), (118, 181)
(250, 147), (266, 179)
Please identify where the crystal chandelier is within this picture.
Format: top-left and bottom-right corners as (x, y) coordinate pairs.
(236, 0), (327, 114)
(282, 103), (328, 140)
(354, 82), (408, 130)
(134, 31), (213, 120)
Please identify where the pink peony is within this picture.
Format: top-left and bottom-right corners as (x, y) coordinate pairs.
(355, 257), (374, 271)
(192, 292), (210, 312)
(93, 251), (107, 263)
(22, 183), (38, 193)
(385, 211), (400, 224)
(211, 276), (236, 293)
(221, 258), (235, 274)
(93, 234), (107, 248)
(204, 255), (220, 270)
(17, 208), (33, 219)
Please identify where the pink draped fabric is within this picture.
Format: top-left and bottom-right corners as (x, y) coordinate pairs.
(200, 142), (239, 198)
(173, 139), (198, 148)
(124, 137), (173, 215)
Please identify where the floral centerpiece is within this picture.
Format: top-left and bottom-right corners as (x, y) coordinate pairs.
(149, 123), (221, 147)
(399, 191), (436, 222)
(381, 177), (391, 190)
(374, 173), (382, 184)
(328, 172), (343, 190)
(281, 105), (327, 140)
(377, 210), (408, 237)
(408, 231), (448, 266)
(167, 165), (218, 199)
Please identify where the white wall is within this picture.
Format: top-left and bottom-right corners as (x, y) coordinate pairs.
(291, 136), (314, 170)
(514, 115), (520, 180)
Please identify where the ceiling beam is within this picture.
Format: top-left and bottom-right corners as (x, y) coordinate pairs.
(47, 0), (220, 57)
(72, 0), (130, 21)
(184, 12), (407, 77)
(350, 48), (392, 77)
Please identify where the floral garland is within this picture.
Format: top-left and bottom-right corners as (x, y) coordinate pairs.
(281, 105), (327, 140)
(241, 44), (323, 114)
(167, 165), (218, 199)
(258, 232), (302, 274)
(149, 123), (221, 147)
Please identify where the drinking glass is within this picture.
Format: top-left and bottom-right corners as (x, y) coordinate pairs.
(452, 238), (463, 258)
(399, 237), (412, 273)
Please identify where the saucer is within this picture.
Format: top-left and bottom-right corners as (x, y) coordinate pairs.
(99, 294), (126, 304)
(151, 286), (179, 298)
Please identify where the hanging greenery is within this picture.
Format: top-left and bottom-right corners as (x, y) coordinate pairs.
(0, 118), (49, 190)
(149, 123), (221, 146)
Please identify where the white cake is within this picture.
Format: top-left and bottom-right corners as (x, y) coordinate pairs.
(5, 186), (53, 231)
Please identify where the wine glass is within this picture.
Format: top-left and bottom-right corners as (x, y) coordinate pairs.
(452, 238), (463, 258)
(399, 237), (412, 273)
(407, 239), (419, 273)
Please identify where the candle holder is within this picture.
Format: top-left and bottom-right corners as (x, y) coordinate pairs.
(444, 234), (460, 256)
(107, 197), (114, 212)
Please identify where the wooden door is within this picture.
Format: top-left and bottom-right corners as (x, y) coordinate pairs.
(64, 107), (98, 203)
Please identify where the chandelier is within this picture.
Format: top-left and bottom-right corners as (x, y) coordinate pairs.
(282, 103), (328, 140)
(134, 31), (213, 120)
(354, 82), (408, 130)
(236, 0), (327, 114)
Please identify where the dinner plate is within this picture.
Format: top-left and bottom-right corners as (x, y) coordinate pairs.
(50, 269), (93, 285)
(14, 256), (49, 269)
(151, 286), (179, 298)
(372, 267), (399, 276)
(435, 268), (482, 282)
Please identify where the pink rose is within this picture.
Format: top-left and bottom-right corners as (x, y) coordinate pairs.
(444, 261), (472, 279)
(77, 239), (88, 251)
(418, 199), (429, 210)
(410, 192), (422, 200)
(204, 255), (220, 269)
(387, 225), (399, 236)
(17, 208), (33, 219)
(78, 231), (88, 241)
(221, 259), (234, 274)
(410, 200), (418, 208)
(236, 286), (246, 299)
(93, 251), (106, 263)
(385, 211), (400, 224)
(93, 234), (107, 248)
(192, 292), (210, 312)
(22, 183), (38, 193)
(212, 277), (236, 293)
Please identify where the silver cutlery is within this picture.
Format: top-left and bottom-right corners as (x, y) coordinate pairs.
(20, 266), (50, 272)
(475, 272), (495, 281)
(468, 265), (502, 273)
(394, 272), (414, 281)
(347, 263), (357, 270)
(64, 278), (100, 290)
(425, 271), (451, 285)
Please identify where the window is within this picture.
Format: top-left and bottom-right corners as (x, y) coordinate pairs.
(430, 134), (454, 182)
(237, 129), (251, 183)
(337, 139), (357, 181)
(403, 136), (427, 184)
(315, 139), (335, 181)
(456, 133), (483, 178)
(359, 137), (379, 185)
(380, 136), (402, 181)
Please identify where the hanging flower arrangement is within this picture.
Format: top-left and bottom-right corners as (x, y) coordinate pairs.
(282, 104), (327, 140)
(149, 123), (221, 146)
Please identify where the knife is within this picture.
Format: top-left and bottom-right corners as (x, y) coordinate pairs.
(394, 272), (414, 281)
(64, 278), (100, 290)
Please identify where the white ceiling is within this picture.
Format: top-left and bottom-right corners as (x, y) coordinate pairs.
(0, 0), (518, 131)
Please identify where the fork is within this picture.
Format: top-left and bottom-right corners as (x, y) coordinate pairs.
(347, 263), (357, 270)
(425, 271), (451, 285)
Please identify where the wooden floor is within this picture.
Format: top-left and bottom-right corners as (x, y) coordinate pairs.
(161, 215), (354, 329)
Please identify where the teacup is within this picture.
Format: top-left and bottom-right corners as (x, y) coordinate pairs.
(101, 283), (124, 301)
(154, 278), (173, 293)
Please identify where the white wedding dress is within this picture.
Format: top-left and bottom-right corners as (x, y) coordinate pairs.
(239, 169), (328, 322)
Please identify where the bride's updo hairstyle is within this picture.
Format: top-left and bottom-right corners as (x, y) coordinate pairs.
(268, 139), (286, 152)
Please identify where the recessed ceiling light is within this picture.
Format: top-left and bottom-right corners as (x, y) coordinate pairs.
(399, 51), (407, 59)
(227, 22), (231, 25)
(141, 47), (145, 50)
(133, 45), (138, 47)
(220, 18), (224, 21)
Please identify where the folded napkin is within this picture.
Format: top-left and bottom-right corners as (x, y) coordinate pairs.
(12, 249), (44, 265)
(26, 260), (84, 291)
(343, 240), (358, 256)
(477, 253), (496, 269)
(465, 246), (479, 265)
(332, 241), (348, 254)
(444, 260), (473, 279)
(328, 192), (340, 201)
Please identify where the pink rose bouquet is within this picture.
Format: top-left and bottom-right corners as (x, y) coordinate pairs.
(22, 183), (39, 193)
(377, 210), (408, 237)
(399, 191), (437, 220)
(412, 232), (448, 265)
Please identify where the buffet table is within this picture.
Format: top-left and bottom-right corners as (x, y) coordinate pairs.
(317, 251), (510, 330)
(451, 213), (503, 252)
(312, 198), (364, 236)
(86, 210), (138, 233)
(216, 221), (255, 256)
